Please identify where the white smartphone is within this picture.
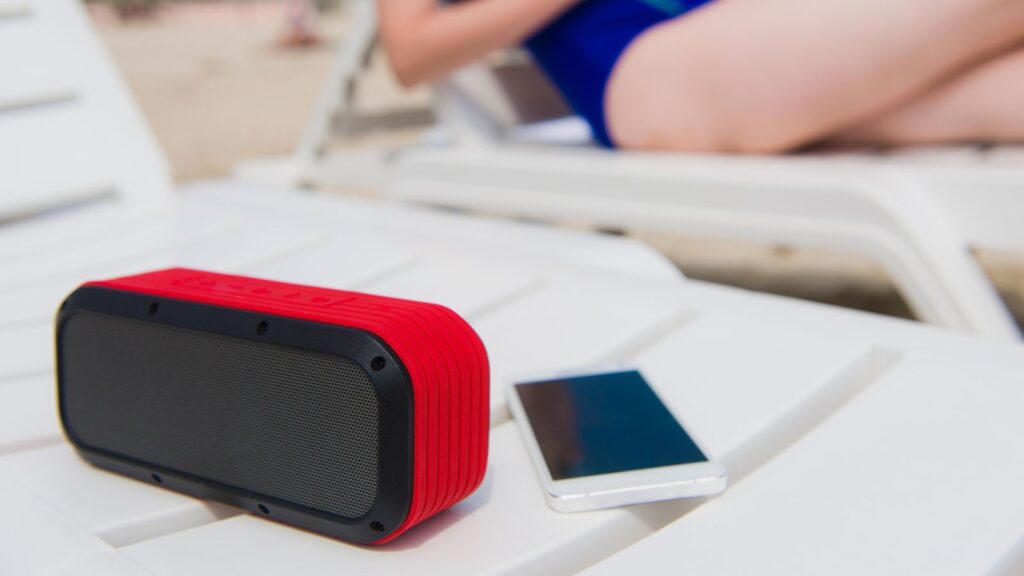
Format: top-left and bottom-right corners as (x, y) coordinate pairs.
(508, 366), (726, 512)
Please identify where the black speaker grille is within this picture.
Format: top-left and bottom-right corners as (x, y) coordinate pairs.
(61, 313), (380, 519)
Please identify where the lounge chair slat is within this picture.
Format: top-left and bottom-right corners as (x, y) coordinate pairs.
(0, 220), (323, 331)
(0, 472), (112, 574)
(0, 104), (120, 219)
(0, 444), (241, 547)
(0, 374), (59, 455)
(362, 252), (540, 319)
(0, 17), (78, 112)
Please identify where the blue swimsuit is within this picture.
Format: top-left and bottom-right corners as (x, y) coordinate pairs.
(524, 0), (714, 147)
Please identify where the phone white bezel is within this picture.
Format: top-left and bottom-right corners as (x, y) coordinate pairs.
(507, 365), (727, 513)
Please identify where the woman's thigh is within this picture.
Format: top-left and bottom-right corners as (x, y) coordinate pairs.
(605, 0), (1024, 152)
(830, 47), (1024, 146)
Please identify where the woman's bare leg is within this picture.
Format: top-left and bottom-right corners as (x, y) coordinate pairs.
(605, 0), (1024, 152)
(829, 47), (1024, 146)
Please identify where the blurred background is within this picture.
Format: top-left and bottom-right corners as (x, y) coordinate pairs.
(84, 0), (1024, 327)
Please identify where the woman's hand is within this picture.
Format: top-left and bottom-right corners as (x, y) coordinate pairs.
(377, 0), (582, 87)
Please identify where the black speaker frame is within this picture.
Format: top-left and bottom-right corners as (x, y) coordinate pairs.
(57, 286), (414, 544)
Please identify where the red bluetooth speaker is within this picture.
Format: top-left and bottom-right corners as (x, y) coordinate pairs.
(56, 268), (489, 544)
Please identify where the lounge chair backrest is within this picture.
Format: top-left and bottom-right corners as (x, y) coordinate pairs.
(435, 52), (582, 144)
(0, 0), (171, 222)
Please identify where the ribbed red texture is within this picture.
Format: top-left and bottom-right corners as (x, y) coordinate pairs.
(88, 268), (489, 544)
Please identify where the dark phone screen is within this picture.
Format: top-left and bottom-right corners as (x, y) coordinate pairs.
(515, 370), (707, 480)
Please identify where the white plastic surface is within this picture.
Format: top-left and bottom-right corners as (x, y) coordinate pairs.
(0, 445), (239, 547)
(586, 353), (1024, 575)
(0, 201), (236, 286)
(630, 311), (888, 480)
(676, 279), (1024, 363)
(0, 472), (112, 575)
(0, 13), (75, 111)
(912, 165), (1024, 252)
(193, 181), (683, 284)
(0, 211), (318, 327)
(0, 200), (144, 258)
(0, 374), (61, 454)
(35, 552), (156, 576)
(250, 234), (423, 290)
(363, 252), (540, 319)
(0, 104), (118, 217)
(473, 272), (687, 420)
(0, 323), (52, 380)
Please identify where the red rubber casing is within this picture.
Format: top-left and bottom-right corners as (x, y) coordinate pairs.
(83, 268), (489, 544)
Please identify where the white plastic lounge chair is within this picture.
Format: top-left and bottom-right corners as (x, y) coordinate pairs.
(7, 190), (1024, 574)
(6, 1), (1024, 574)
(0, 0), (171, 222)
(264, 0), (1023, 342)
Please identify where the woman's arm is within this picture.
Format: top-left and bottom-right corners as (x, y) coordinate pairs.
(377, 0), (580, 87)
